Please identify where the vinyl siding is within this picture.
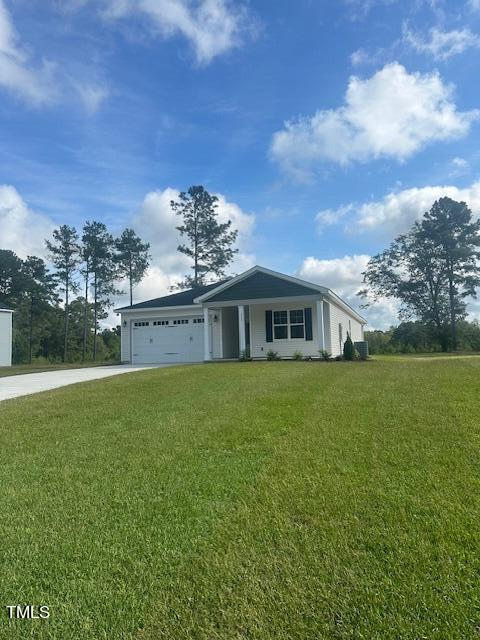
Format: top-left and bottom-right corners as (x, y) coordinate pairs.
(0, 312), (12, 366)
(328, 300), (364, 357)
(206, 271), (319, 302)
(322, 301), (332, 355)
(249, 300), (321, 359)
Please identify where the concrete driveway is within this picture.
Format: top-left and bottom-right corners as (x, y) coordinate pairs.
(0, 364), (173, 402)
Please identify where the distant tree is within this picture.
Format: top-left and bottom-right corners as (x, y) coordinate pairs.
(42, 307), (71, 363)
(82, 221), (117, 360)
(21, 256), (58, 363)
(56, 297), (94, 361)
(361, 198), (480, 351)
(364, 329), (395, 355)
(0, 249), (24, 307)
(101, 326), (121, 361)
(457, 319), (480, 351)
(80, 224), (94, 361)
(365, 319), (480, 355)
(171, 185), (238, 289)
(46, 225), (80, 361)
(115, 228), (150, 306)
(419, 198), (480, 350)
(360, 215), (450, 351)
(391, 321), (434, 353)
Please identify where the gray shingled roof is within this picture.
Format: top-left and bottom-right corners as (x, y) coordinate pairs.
(115, 280), (228, 311)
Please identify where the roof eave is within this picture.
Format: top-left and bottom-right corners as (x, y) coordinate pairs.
(115, 303), (200, 314)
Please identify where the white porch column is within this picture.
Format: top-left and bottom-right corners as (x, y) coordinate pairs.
(238, 305), (246, 353)
(203, 307), (211, 361)
(316, 299), (325, 351)
(218, 309), (224, 359)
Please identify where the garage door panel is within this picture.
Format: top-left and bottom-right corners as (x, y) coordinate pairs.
(132, 318), (204, 364)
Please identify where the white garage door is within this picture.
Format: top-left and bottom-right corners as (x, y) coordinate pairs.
(132, 316), (205, 364)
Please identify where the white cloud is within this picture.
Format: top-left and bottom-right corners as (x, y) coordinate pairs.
(298, 254), (370, 295)
(101, 0), (253, 64)
(0, 0), (57, 105)
(297, 254), (398, 329)
(316, 204), (354, 232)
(449, 156), (470, 176)
(0, 184), (54, 259)
(349, 43), (399, 67)
(343, 0), (398, 19)
(0, 1), (109, 112)
(318, 180), (480, 236)
(468, 0), (480, 11)
(350, 48), (370, 66)
(451, 156), (468, 168)
(350, 47), (385, 66)
(356, 181), (480, 232)
(403, 24), (480, 60)
(270, 63), (478, 180)
(73, 82), (109, 114)
(118, 187), (255, 305)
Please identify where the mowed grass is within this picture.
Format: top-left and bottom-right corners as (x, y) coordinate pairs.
(1, 359), (480, 639)
(0, 362), (118, 378)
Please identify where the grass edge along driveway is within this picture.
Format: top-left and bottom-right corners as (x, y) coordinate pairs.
(0, 361), (119, 378)
(1, 359), (480, 639)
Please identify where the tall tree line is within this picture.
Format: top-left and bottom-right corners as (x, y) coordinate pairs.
(0, 223), (150, 364)
(366, 319), (480, 355)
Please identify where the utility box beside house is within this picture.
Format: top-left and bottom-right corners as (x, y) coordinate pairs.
(354, 341), (369, 360)
(0, 308), (13, 366)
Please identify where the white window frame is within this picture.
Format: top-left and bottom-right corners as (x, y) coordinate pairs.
(272, 308), (305, 341)
(289, 309), (305, 339)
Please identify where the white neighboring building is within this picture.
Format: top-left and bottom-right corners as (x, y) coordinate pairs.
(116, 266), (367, 364)
(0, 308), (13, 367)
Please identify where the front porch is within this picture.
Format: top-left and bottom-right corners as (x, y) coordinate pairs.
(202, 299), (327, 361)
(203, 305), (250, 361)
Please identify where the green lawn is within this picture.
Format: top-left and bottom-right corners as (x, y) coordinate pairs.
(376, 352), (480, 360)
(1, 358), (480, 639)
(0, 361), (119, 378)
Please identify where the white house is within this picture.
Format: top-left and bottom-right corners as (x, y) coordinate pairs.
(116, 266), (367, 364)
(0, 307), (13, 367)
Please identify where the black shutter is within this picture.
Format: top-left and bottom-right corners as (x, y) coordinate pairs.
(305, 307), (313, 341)
(265, 310), (273, 342)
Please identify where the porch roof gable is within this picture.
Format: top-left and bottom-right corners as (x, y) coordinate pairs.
(194, 266), (326, 304)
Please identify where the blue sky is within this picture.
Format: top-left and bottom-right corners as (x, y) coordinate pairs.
(1, 0), (480, 327)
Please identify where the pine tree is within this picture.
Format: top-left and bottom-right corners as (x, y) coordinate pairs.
(82, 221), (117, 360)
(46, 225), (80, 362)
(80, 230), (93, 362)
(171, 186), (238, 289)
(21, 257), (58, 363)
(115, 228), (150, 306)
(0, 249), (24, 307)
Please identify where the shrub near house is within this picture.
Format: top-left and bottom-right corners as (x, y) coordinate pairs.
(343, 334), (355, 361)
